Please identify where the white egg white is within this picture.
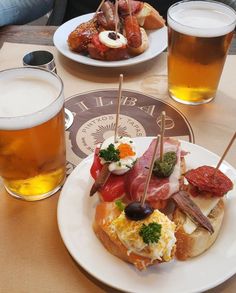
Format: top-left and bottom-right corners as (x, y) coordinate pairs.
(100, 136), (137, 175)
(98, 31), (127, 49)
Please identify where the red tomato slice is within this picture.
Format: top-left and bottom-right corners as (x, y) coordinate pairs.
(91, 34), (109, 53)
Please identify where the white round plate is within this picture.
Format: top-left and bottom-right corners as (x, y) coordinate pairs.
(57, 138), (236, 293)
(53, 13), (167, 67)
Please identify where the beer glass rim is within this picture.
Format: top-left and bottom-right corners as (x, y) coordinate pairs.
(0, 66), (64, 129)
(167, 0), (236, 36)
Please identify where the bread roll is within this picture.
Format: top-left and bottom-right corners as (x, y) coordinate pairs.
(127, 27), (149, 55)
(136, 3), (165, 29)
(173, 199), (224, 260)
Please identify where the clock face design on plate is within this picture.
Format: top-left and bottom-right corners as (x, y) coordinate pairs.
(65, 89), (194, 172)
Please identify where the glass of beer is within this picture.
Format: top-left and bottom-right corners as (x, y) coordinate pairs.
(0, 67), (66, 201)
(168, 0), (236, 105)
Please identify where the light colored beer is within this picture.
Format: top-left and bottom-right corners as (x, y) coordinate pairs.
(0, 68), (66, 201)
(168, 1), (236, 104)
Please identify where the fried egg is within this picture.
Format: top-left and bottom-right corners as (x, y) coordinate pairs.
(110, 209), (176, 261)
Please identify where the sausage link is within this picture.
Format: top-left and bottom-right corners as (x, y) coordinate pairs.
(124, 15), (142, 48)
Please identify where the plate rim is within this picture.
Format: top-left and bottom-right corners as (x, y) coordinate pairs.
(53, 13), (168, 68)
(57, 138), (236, 293)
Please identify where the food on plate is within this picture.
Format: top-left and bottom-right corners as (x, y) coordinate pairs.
(67, 19), (99, 53)
(96, 0), (117, 30)
(127, 27), (149, 55)
(90, 137), (186, 208)
(173, 166), (233, 260)
(125, 137), (186, 209)
(67, 0), (165, 60)
(123, 15), (142, 48)
(90, 136), (137, 199)
(93, 201), (176, 270)
(118, 0), (166, 29)
(87, 31), (129, 61)
(90, 137), (235, 268)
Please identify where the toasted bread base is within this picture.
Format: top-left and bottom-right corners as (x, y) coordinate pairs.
(136, 3), (165, 30)
(173, 199), (224, 260)
(93, 202), (175, 270)
(128, 28), (149, 56)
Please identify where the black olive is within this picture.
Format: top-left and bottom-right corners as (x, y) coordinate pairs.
(108, 32), (120, 40)
(124, 201), (153, 221)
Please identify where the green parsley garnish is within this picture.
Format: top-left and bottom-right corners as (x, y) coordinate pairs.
(139, 222), (162, 244)
(115, 199), (125, 211)
(99, 144), (120, 162)
(153, 151), (177, 178)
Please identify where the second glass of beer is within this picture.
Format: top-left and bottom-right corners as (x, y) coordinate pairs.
(0, 67), (66, 201)
(168, 0), (236, 105)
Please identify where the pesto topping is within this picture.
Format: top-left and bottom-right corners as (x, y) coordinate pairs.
(153, 151), (177, 178)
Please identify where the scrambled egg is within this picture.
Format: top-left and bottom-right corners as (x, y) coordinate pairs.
(110, 210), (176, 262)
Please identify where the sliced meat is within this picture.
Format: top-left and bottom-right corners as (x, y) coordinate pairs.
(125, 138), (182, 206)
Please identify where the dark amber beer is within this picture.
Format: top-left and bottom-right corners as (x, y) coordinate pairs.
(0, 68), (66, 200)
(168, 1), (236, 105)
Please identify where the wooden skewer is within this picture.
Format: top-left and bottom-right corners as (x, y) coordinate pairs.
(127, 0), (134, 28)
(141, 135), (160, 206)
(128, 0), (132, 16)
(114, 74), (123, 143)
(214, 131), (236, 174)
(160, 111), (166, 162)
(94, 0), (106, 17)
(115, 0), (119, 37)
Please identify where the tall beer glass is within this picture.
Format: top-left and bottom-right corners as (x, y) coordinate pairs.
(168, 1), (236, 105)
(0, 67), (66, 201)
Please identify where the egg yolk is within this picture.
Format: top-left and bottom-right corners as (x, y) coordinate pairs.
(117, 143), (136, 159)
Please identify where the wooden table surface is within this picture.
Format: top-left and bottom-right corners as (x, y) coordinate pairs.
(0, 25), (236, 53)
(0, 25), (236, 293)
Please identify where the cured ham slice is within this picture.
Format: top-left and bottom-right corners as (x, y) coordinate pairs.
(125, 138), (182, 207)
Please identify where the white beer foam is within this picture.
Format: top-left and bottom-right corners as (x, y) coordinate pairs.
(0, 68), (64, 130)
(168, 1), (236, 37)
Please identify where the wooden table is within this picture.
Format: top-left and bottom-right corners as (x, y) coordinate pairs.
(1, 25), (236, 53)
(0, 25), (236, 293)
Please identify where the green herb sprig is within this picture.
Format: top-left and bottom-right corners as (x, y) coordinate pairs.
(99, 144), (120, 162)
(139, 222), (162, 244)
(153, 151), (177, 178)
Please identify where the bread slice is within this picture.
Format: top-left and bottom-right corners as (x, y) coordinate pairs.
(93, 202), (175, 270)
(136, 3), (165, 29)
(173, 199), (224, 260)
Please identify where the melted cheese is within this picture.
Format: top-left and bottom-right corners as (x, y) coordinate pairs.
(183, 196), (220, 234)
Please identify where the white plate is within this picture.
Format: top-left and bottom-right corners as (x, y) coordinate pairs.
(57, 138), (236, 293)
(53, 13), (167, 67)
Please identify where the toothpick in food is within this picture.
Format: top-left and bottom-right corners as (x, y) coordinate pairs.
(141, 135), (160, 206)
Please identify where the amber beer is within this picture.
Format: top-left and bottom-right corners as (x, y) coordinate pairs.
(168, 1), (236, 105)
(0, 68), (66, 201)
